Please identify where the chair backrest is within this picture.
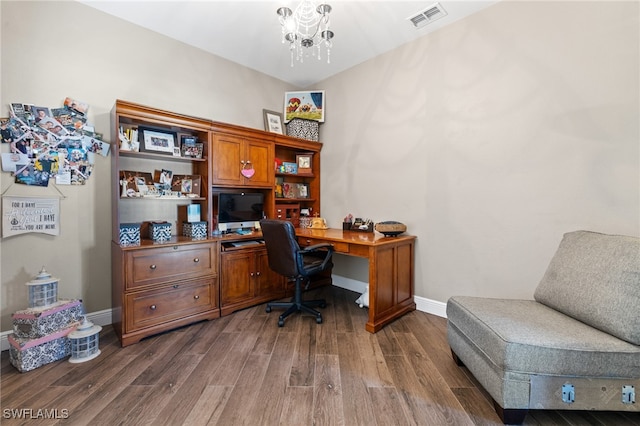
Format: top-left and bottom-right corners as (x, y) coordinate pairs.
(260, 219), (301, 277)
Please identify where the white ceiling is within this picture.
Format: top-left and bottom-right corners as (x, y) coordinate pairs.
(80, 0), (498, 88)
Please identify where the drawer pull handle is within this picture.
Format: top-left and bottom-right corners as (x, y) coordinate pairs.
(250, 272), (254, 277)
(150, 304), (157, 310)
(173, 284), (179, 289)
(193, 258), (199, 263)
(256, 271), (261, 276)
(150, 264), (157, 270)
(194, 295), (200, 300)
(173, 246), (178, 250)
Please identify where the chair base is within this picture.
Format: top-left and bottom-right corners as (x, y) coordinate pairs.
(266, 298), (327, 326)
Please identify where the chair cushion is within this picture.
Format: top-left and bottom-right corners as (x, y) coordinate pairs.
(533, 230), (640, 345)
(447, 296), (640, 378)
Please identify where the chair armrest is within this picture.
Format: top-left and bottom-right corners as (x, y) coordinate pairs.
(300, 243), (333, 253)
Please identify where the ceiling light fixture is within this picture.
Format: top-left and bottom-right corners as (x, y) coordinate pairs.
(277, 1), (334, 67)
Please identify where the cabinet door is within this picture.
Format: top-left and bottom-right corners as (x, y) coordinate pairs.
(255, 250), (285, 298)
(220, 251), (254, 306)
(212, 134), (243, 186)
(245, 139), (274, 187)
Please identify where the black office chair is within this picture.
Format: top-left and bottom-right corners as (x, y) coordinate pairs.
(260, 219), (334, 327)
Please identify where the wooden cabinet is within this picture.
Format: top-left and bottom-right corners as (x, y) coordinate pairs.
(111, 100), (219, 347)
(211, 132), (273, 188)
(111, 100), (325, 346)
(112, 240), (219, 347)
(220, 245), (284, 316)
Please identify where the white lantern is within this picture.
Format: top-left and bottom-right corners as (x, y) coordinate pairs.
(68, 317), (102, 363)
(26, 267), (58, 308)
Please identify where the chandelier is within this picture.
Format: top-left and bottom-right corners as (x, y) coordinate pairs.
(277, 1), (334, 66)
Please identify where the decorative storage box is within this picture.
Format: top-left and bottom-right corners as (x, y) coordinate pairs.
(12, 299), (84, 339)
(183, 221), (207, 239)
(286, 118), (319, 141)
(8, 327), (74, 372)
(149, 221), (172, 242)
(119, 222), (141, 246)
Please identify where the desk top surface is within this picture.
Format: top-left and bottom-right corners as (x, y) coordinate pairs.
(295, 228), (415, 246)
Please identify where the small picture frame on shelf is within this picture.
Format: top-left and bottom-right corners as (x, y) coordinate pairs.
(172, 174), (202, 196)
(296, 153), (313, 174)
(296, 183), (310, 199)
(263, 109), (284, 135)
(282, 182), (296, 199)
(282, 162), (298, 174)
(181, 143), (203, 158)
(180, 135), (203, 158)
(140, 127), (176, 154)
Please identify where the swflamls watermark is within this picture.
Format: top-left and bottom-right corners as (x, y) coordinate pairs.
(2, 408), (69, 420)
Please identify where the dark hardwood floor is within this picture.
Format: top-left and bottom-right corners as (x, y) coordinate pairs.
(1, 286), (638, 425)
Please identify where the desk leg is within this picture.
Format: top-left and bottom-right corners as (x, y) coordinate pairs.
(365, 240), (416, 333)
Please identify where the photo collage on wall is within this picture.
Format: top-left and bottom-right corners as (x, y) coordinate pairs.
(1, 97), (108, 186)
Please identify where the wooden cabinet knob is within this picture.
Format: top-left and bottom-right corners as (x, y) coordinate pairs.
(173, 284), (179, 289)
(256, 271), (261, 276)
(194, 295), (200, 300)
(150, 264), (157, 270)
(150, 305), (157, 310)
(193, 258), (199, 263)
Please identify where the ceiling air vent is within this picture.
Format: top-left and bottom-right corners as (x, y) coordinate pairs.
(407, 3), (448, 29)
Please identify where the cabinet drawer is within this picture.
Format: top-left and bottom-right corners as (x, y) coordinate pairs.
(125, 243), (217, 290)
(125, 278), (216, 333)
(298, 237), (350, 254)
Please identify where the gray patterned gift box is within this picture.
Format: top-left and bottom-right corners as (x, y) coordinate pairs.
(12, 299), (84, 339)
(285, 118), (319, 141)
(183, 221), (207, 239)
(149, 222), (172, 242)
(8, 327), (74, 372)
(119, 222), (141, 246)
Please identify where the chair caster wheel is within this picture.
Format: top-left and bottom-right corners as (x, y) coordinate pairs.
(316, 316), (322, 324)
(266, 306), (272, 313)
(278, 319), (285, 327)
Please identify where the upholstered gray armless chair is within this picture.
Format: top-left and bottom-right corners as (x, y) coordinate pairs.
(260, 219), (333, 327)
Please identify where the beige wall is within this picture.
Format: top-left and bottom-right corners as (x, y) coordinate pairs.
(0, 1), (294, 330)
(1, 1), (638, 331)
(320, 1), (639, 302)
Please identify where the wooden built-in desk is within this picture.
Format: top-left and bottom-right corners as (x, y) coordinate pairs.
(295, 228), (416, 333)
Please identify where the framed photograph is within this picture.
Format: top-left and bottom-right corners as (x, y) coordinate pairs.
(181, 143), (203, 158)
(284, 90), (325, 123)
(282, 161), (298, 174)
(140, 127), (176, 154)
(172, 174), (202, 196)
(296, 153), (313, 174)
(263, 109), (284, 135)
(296, 183), (310, 199)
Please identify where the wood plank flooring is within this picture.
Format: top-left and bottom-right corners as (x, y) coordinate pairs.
(1, 286), (639, 425)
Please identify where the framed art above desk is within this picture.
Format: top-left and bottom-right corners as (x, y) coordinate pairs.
(296, 228), (416, 333)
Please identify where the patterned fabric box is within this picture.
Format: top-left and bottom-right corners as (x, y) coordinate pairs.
(119, 222), (141, 246)
(8, 327), (74, 372)
(12, 299), (84, 339)
(149, 222), (172, 242)
(286, 118), (319, 141)
(183, 221), (207, 239)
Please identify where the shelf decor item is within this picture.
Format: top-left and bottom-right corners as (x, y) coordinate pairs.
(149, 221), (171, 242)
(68, 316), (102, 363)
(140, 127), (176, 154)
(12, 299), (84, 340)
(285, 118), (319, 141)
(263, 109), (284, 135)
(296, 153), (313, 174)
(119, 223), (141, 246)
(183, 221), (207, 239)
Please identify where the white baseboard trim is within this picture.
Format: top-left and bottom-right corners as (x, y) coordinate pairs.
(1, 280), (446, 352)
(1, 309), (113, 352)
(331, 275), (447, 318)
